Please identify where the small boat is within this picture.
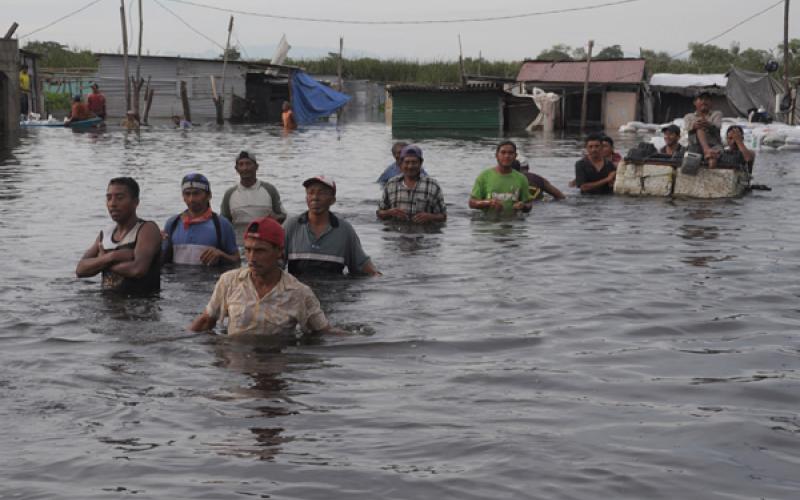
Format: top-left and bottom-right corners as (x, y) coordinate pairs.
(21, 117), (104, 129)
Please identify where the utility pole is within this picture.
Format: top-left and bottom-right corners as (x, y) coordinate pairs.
(783, 0), (796, 125)
(216, 15), (233, 125)
(120, 0), (130, 113)
(458, 35), (466, 86)
(134, 0), (143, 118)
(580, 40), (594, 133)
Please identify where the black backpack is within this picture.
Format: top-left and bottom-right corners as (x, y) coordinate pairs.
(624, 142), (658, 163)
(162, 212), (223, 263)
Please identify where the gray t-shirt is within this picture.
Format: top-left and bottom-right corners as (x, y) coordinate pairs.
(283, 211), (371, 276)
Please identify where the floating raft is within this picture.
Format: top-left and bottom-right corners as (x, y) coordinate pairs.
(614, 160), (750, 199)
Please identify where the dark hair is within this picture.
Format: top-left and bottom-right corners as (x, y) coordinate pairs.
(109, 177), (140, 199)
(584, 133), (605, 145)
(391, 141), (408, 154)
(600, 135), (614, 147)
(727, 125), (744, 135)
(495, 140), (517, 154)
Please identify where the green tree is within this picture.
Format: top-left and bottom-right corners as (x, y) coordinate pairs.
(595, 44), (624, 59)
(22, 40), (96, 68)
(688, 42), (736, 72)
(536, 44), (573, 61)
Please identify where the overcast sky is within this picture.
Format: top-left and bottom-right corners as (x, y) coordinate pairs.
(8, 0), (798, 62)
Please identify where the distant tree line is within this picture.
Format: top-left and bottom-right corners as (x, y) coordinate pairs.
(23, 39), (798, 84)
(22, 41), (97, 68)
(537, 41), (799, 76)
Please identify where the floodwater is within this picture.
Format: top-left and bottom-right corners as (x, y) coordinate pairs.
(1, 121), (799, 499)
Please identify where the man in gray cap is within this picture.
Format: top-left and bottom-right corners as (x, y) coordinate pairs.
(377, 144), (446, 223)
(660, 124), (685, 158)
(220, 150), (287, 244)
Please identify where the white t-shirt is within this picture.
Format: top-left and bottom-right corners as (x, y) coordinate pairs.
(228, 183), (286, 242)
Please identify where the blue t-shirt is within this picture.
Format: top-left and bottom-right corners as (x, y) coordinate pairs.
(162, 213), (238, 265)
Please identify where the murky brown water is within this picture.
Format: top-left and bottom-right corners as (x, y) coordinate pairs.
(1, 121), (799, 499)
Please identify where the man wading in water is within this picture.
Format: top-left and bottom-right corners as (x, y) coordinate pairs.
(76, 177), (161, 294)
(574, 133), (617, 195)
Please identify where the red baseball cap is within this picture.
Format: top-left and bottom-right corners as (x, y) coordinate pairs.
(244, 217), (285, 248)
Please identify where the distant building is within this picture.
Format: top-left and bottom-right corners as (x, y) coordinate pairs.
(515, 58), (646, 130)
(647, 73), (732, 122)
(386, 81), (510, 133)
(93, 53), (297, 122)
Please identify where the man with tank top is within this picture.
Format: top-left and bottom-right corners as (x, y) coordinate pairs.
(76, 177), (161, 294)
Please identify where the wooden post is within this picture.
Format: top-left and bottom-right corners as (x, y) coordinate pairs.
(783, 0), (791, 121)
(4, 22), (18, 39)
(133, 0), (143, 117)
(120, 0), (130, 113)
(337, 37), (344, 91)
(336, 37), (344, 122)
(458, 34), (466, 86)
(216, 15), (234, 125)
(143, 88), (154, 125)
(478, 50), (482, 76)
(180, 81), (191, 123)
(580, 40), (594, 132)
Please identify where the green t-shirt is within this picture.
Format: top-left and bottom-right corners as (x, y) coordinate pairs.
(470, 167), (532, 212)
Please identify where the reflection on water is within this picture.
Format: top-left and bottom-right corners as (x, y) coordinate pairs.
(1, 123), (799, 498)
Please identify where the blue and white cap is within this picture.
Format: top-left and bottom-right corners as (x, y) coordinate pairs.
(181, 173), (210, 192)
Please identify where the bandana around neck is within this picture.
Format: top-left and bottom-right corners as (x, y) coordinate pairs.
(182, 207), (213, 229)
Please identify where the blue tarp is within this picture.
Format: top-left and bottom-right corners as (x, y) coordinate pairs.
(291, 71), (351, 125)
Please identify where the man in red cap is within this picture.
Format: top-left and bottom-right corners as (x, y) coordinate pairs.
(190, 216), (342, 335)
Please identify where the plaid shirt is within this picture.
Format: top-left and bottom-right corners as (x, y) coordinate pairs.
(379, 175), (447, 215)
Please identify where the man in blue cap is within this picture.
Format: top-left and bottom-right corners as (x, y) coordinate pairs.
(162, 173), (240, 266)
(377, 144), (446, 223)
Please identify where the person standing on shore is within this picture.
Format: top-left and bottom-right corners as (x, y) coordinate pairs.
(76, 177), (161, 294)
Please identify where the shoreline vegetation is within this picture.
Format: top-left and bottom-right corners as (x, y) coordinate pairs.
(25, 39), (799, 86)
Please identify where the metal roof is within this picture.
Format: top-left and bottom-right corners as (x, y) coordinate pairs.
(516, 59), (645, 84)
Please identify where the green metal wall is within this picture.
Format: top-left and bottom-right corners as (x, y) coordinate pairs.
(391, 91), (502, 131)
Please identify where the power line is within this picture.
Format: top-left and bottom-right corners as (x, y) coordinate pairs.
(20, 0), (106, 39)
(552, 0), (787, 97)
(163, 0), (641, 25)
(670, 0), (784, 59)
(151, 0), (225, 50)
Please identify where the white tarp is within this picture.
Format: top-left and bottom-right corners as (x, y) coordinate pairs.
(649, 73), (727, 88)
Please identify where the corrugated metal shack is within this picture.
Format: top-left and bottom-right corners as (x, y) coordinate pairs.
(94, 54), (294, 122)
(516, 58), (646, 130)
(386, 82), (506, 132)
(647, 73), (734, 122)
